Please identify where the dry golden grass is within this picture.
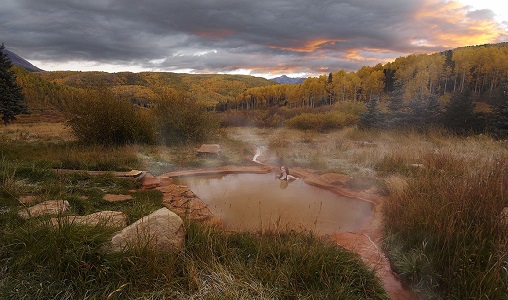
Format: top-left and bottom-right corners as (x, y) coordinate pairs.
(0, 122), (75, 142)
(226, 127), (508, 179)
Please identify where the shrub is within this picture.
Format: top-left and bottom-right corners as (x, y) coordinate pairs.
(154, 90), (219, 144)
(67, 90), (155, 145)
(218, 105), (352, 128)
(286, 110), (358, 132)
(335, 100), (367, 116)
(255, 107), (286, 127)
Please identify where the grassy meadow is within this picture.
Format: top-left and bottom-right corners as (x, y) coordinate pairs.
(1, 121), (507, 299)
(0, 122), (388, 299)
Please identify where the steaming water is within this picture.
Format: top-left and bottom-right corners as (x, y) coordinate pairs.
(174, 173), (373, 235)
(252, 145), (266, 163)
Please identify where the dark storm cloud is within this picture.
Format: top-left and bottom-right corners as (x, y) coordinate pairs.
(1, 0), (506, 76)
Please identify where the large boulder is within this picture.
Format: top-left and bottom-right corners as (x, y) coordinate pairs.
(50, 211), (127, 228)
(110, 207), (185, 252)
(18, 200), (70, 219)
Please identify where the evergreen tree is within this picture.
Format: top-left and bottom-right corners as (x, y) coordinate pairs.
(385, 81), (405, 129)
(424, 94), (442, 127)
(442, 91), (480, 134)
(358, 97), (383, 129)
(406, 94), (427, 129)
(383, 68), (396, 93)
(0, 43), (28, 125)
(493, 92), (508, 138)
(403, 94), (442, 130)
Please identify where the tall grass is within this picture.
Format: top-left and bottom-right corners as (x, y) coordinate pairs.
(383, 153), (508, 299)
(183, 223), (388, 299)
(0, 220), (388, 299)
(0, 220), (179, 300)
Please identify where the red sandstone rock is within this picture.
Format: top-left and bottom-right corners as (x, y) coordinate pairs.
(124, 169), (144, 177)
(142, 177), (162, 189)
(158, 184), (215, 222)
(330, 232), (418, 300)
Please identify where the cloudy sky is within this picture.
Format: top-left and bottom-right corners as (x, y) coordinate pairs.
(2, 0), (507, 78)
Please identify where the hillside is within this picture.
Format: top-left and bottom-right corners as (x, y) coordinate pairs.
(4, 49), (43, 72)
(14, 69), (276, 110)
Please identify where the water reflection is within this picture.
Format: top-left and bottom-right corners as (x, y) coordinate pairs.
(174, 173), (373, 235)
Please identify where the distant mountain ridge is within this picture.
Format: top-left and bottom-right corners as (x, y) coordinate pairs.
(4, 49), (44, 72)
(271, 75), (306, 84)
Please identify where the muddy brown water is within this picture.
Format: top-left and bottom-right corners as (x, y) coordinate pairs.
(174, 173), (373, 235)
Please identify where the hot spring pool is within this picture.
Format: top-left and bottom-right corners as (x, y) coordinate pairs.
(173, 173), (373, 235)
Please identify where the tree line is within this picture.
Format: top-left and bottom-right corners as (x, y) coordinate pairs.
(3, 42), (508, 138)
(232, 43), (508, 111)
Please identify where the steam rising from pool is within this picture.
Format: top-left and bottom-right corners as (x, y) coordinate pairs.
(252, 145), (266, 164)
(174, 173), (373, 235)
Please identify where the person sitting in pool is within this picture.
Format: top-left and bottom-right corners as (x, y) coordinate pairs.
(279, 165), (298, 181)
